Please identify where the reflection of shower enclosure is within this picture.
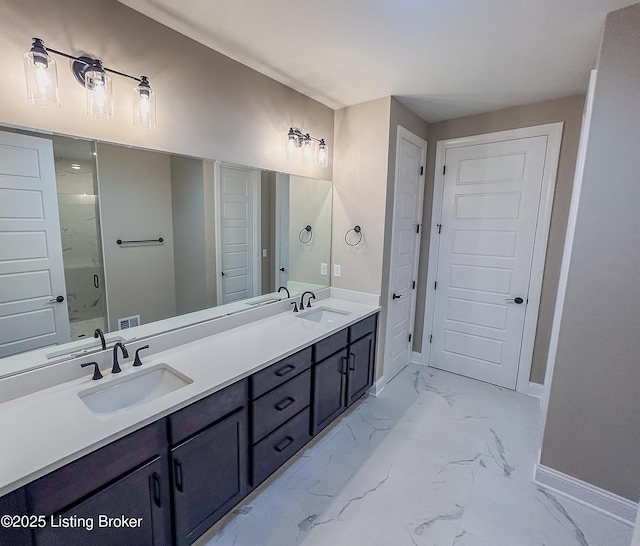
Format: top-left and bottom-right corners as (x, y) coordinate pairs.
(53, 138), (107, 340)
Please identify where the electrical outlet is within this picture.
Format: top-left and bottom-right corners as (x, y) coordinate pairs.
(320, 262), (328, 276)
(333, 264), (341, 277)
(262, 249), (267, 258)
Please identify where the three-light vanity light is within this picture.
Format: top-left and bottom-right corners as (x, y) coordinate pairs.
(24, 38), (156, 128)
(286, 128), (328, 168)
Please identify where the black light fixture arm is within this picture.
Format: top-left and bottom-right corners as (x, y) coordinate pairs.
(288, 127), (324, 144)
(32, 38), (144, 83)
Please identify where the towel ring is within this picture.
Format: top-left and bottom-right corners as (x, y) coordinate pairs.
(345, 225), (363, 247)
(299, 225), (313, 244)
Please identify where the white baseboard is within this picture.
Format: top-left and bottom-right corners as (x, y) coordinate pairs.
(370, 375), (386, 397)
(528, 382), (544, 399)
(411, 351), (423, 365)
(534, 464), (637, 526)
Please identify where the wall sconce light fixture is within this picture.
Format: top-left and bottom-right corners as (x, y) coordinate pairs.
(286, 128), (328, 168)
(24, 38), (156, 128)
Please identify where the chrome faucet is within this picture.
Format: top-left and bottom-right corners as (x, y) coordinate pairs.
(278, 286), (291, 298)
(94, 328), (106, 350)
(300, 291), (316, 309)
(112, 342), (128, 374)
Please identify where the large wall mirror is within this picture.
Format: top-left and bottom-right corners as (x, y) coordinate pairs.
(0, 127), (332, 376)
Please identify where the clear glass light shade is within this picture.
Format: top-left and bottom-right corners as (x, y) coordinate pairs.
(85, 68), (114, 120)
(286, 132), (299, 160)
(318, 140), (328, 168)
(133, 82), (156, 129)
(302, 136), (314, 163)
(24, 51), (60, 106)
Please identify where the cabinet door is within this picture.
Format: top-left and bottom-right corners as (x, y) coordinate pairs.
(34, 457), (166, 546)
(171, 409), (248, 546)
(0, 487), (32, 546)
(346, 333), (374, 406)
(312, 349), (348, 435)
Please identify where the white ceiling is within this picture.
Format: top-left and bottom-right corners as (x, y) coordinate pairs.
(117, 0), (636, 122)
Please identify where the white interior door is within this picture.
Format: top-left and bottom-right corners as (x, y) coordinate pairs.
(275, 173), (290, 289)
(216, 164), (260, 304)
(0, 131), (70, 357)
(384, 127), (427, 381)
(430, 135), (548, 388)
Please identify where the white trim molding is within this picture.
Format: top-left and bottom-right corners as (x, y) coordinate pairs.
(527, 382), (544, 400)
(535, 464), (637, 526)
(411, 351), (424, 365)
(370, 375), (386, 397)
(421, 122), (564, 394)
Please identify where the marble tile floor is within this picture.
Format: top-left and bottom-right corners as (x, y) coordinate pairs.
(196, 364), (633, 546)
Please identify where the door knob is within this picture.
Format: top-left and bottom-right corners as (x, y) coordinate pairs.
(392, 293), (401, 300)
(49, 296), (65, 303)
(505, 297), (524, 304)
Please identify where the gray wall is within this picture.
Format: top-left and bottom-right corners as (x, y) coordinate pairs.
(540, 4), (640, 501)
(97, 143), (176, 329)
(171, 155), (216, 315)
(0, 0), (333, 180)
(413, 95), (585, 384)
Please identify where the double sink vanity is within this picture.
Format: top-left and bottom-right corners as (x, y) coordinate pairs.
(0, 293), (380, 545)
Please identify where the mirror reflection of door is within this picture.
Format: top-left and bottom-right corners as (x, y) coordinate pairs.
(275, 173), (290, 289)
(216, 164), (261, 304)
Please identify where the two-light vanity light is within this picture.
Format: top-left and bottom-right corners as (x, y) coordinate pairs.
(24, 38), (156, 128)
(286, 128), (328, 168)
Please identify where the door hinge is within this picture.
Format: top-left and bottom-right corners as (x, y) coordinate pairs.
(420, 166), (424, 176)
(429, 334), (433, 343)
(437, 223), (442, 234)
(408, 333), (412, 343)
(434, 281), (437, 290)
(416, 224), (421, 234)
(412, 281), (416, 290)
(443, 165), (447, 175)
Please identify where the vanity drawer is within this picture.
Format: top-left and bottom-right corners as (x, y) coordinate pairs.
(252, 408), (311, 486)
(350, 314), (377, 343)
(314, 328), (349, 362)
(252, 369), (311, 443)
(169, 380), (248, 445)
(28, 420), (165, 515)
(251, 347), (312, 399)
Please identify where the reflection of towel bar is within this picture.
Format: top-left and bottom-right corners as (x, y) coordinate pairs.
(117, 237), (164, 245)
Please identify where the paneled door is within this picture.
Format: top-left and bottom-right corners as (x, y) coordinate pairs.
(216, 164), (260, 304)
(384, 127), (426, 382)
(0, 131), (70, 357)
(430, 134), (549, 388)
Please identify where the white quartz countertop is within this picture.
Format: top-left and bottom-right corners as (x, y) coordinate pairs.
(0, 298), (379, 497)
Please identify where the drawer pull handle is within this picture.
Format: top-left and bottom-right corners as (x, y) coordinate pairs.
(274, 436), (294, 453)
(349, 352), (356, 371)
(340, 356), (348, 375)
(275, 397), (295, 411)
(174, 459), (184, 493)
(275, 364), (295, 377)
(152, 472), (162, 508)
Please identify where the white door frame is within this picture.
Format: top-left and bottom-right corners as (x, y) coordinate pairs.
(274, 172), (289, 288)
(213, 161), (261, 304)
(420, 122), (564, 394)
(383, 125), (427, 383)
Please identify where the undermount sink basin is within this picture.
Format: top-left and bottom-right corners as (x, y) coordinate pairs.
(78, 364), (192, 415)
(298, 307), (351, 324)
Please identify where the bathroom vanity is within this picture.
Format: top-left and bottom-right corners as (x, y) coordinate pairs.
(0, 299), (379, 545)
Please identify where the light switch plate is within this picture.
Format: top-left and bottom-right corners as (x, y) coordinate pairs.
(262, 249), (267, 258)
(334, 264), (341, 277)
(320, 263), (328, 275)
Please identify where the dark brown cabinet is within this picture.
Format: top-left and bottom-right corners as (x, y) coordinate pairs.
(171, 409), (248, 546)
(0, 312), (378, 546)
(312, 314), (378, 434)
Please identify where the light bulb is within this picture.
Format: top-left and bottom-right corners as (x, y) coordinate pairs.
(133, 76), (156, 129)
(302, 135), (313, 163)
(318, 139), (328, 168)
(286, 128), (298, 160)
(24, 38), (60, 106)
(85, 62), (114, 120)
